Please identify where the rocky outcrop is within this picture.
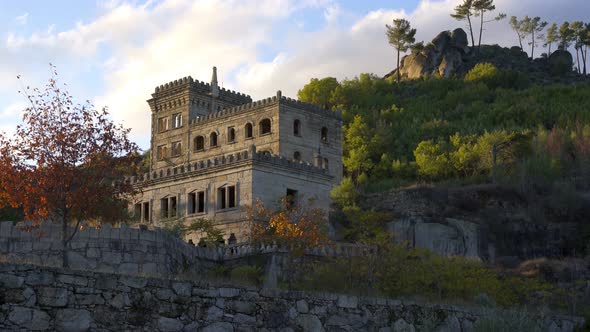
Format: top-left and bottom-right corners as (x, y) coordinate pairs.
(389, 28), (470, 79)
(0, 264), (584, 331)
(384, 28), (586, 83)
(362, 185), (587, 262)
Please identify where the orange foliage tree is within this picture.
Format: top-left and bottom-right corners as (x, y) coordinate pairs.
(245, 197), (330, 249)
(0, 66), (139, 266)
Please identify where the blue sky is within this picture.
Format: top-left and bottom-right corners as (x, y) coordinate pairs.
(0, 0), (587, 149)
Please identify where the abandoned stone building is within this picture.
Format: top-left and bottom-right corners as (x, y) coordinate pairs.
(127, 67), (342, 243)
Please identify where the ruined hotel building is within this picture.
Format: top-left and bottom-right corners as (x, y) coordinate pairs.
(127, 67), (342, 243)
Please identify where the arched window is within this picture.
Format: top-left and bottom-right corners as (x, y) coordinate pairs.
(321, 127), (328, 143)
(210, 132), (218, 147)
(259, 118), (271, 135)
(194, 136), (204, 151)
(293, 151), (301, 161)
(228, 127), (236, 143)
(293, 119), (301, 136)
(245, 123), (253, 139)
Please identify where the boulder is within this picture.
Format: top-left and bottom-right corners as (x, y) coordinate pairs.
(296, 314), (324, 331)
(8, 306), (51, 330)
(432, 31), (451, 52)
(450, 28), (469, 53)
(55, 309), (92, 332)
(548, 50), (573, 76)
(439, 48), (463, 78)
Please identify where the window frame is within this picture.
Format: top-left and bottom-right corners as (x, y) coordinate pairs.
(259, 118), (271, 136)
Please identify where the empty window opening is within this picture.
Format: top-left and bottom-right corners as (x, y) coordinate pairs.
(142, 202), (150, 223)
(286, 188), (298, 208)
(294, 119), (301, 136)
(218, 185), (236, 210)
(171, 141), (182, 157)
(228, 233), (237, 245)
(157, 145), (168, 160)
(172, 113), (183, 128)
(259, 118), (271, 135)
(170, 196), (177, 217)
(160, 198), (169, 218)
(260, 150), (271, 156)
(245, 123), (253, 139)
(188, 191), (205, 214)
(194, 136), (205, 151)
(158, 117), (169, 132)
(321, 127), (328, 143)
(323, 158), (329, 170)
(293, 151), (301, 161)
(210, 132), (218, 147)
(134, 203), (141, 221)
(228, 127), (236, 143)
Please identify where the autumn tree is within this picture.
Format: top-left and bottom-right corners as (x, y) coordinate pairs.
(451, 0), (476, 48)
(386, 18), (416, 83)
(0, 66), (139, 267)
(522, 16), (548, 59)
(545, 23), (559, 55)
(245, 197), (330, 249)
(297, 77), (340, 109)
(472, 0), (505, 50)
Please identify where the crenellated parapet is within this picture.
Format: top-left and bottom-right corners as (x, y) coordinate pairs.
(152, 75), (252, 106)
(189, 91), (341, 126)
(122, 147), (330, 186)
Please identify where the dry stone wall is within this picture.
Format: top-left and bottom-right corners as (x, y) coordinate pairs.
(0, 264), (584, 332)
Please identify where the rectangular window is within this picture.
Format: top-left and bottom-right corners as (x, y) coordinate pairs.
(218, 185), (236, 210)
(170, 196), (177, 218)
(286, 188), (298, 208)
(160, 198), (169, 218)
(142, 202), (150, 223)
(227, 126), (236, 143)
(158, 117), (169, 132)
(197, 191), (205, 213)
(171, 141), (182, 157)
(188, 191), (205, 214)
(172, 113), (183, 128)
(157, 145), (167, 160)
(134, 203), (141, 221)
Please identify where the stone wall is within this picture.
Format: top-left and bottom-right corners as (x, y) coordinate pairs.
(0, 221), (374, 278)
(0, 264), (584, 332)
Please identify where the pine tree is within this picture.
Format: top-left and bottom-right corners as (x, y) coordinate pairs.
(509, 16), (526, 51)
(385, 19), (417, 83)
(451, 0), (476, 48)
(545, 23), (559, 55)
(472, 0), (505, 50)
(559, 22), (575, 51)
(521, 16), (547, 59)
(571, 21), (585, 74)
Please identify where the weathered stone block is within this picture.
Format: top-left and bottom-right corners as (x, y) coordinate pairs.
(296, 299), (309, 314)
(55, 308), (92, 332)
(57, 274), (88, 287)
(172, 282), (192, 297)
(8, 306), (50, 330)
(337, 295), (358, 309)
(0, 274), (24, 288)
(158, 316), (184, 332)
(202, 321), (234, 332)
(296, 314), (324, 332)
(219, 287), (240, 298)
(206, 305), (224, 321)
(118, 263), (139, 275)
(38, 287), (68, 307)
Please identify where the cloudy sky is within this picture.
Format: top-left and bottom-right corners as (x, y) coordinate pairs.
(1, 0), (588, 149)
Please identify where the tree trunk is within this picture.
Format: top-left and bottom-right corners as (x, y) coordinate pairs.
(548, 43), (552, 55)
(61, 211), (68, 268)
(583, 46), (588, 75)
(531, 30), (535, 59)
(467, 14), (475, 48)
(396, 47), (401, 83)
(478, 11), (484, 51)
(576, 47), (582, 74)
(517, 33), (524, 51)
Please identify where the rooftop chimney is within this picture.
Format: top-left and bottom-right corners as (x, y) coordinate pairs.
(211, 66), (219, 98)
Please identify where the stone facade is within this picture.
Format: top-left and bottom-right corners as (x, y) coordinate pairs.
(0, 264), (584, 331)
(130, 67), (342, 243)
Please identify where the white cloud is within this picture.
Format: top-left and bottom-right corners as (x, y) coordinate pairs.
(14, 13), (29, 25)
(1, 0), (589, 149)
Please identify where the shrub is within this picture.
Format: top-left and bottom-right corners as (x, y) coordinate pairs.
(230, 265), (263, 285)
(465, 63), (499, 83)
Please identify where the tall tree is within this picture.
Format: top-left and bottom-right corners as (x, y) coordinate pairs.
(472, 0), (506, 50)
(509, 16), (526, 50)
(451, 0), (476, 48)
(0, 66), (139, 267)
(571, 21), (585, 74)
(386, 18), (417, 83)
(297, 77), (340, 109)
(559, 22), (575, 51)
(522, 16), (547, 59)
(545, 23), (559, 55)
(583, 23), (590, 75)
